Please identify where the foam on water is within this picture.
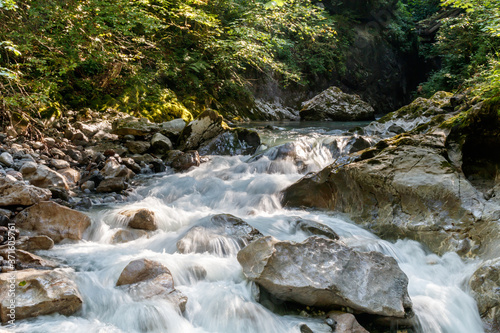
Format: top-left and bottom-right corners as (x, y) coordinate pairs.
(16, 125), (484, 333)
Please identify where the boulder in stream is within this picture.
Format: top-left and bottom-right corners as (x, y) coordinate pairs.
(237, 236), (412, 318)
(300, 86), (375, 121)
(177, 214), (263, 256)
(117, 259), (187, 312)
(177, 110), (229, 151)
(0, 268), (83, 323)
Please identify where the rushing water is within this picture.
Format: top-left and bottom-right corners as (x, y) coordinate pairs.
(15, 123), (484, 333)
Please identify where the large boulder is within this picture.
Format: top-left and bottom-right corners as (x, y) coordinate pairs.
(116, 259), (187, 312)
(177, 110), (229, 151)
(237, 236), (412, 318)
(177, 214), (263, 256)
(0, 178), (51, 206)
(282, 129), (495, 256)
(300, 87), (375, 121)
(111, 117), (160, 136)
(14, 201), (91, 243)
(0, 268), (82, 323)
(469, 258), (500, 332)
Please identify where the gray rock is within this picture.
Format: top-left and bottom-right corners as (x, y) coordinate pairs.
(0, 152), (13, 167)
(282, 130), (489, 256)
(112, 117), (160, 136)
(300, 86), (375, 121)
(177, 214), (263, 256)
(160, 118), (186, 137)
(44, 137), (56, 147)
(237, 236), (412, 318)
(151, 133), (173, 154)
(50, 159), (70, 169)
(469, 258), (500, 332)
(20, 161), (38, 174)
(198, 129), (260, 156)
(126, 141), (151, 154)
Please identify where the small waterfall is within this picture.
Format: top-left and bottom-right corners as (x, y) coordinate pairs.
(16, 123), (484, 333)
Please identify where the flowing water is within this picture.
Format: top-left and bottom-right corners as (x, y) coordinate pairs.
(15, 123), (484, 333)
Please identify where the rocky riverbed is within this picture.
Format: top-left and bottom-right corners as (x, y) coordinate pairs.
(0, 90), (497, 333)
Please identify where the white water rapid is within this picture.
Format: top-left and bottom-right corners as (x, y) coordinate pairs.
(15, 122), (485, 333)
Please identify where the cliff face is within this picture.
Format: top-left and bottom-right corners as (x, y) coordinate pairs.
(245, 0), (424, 119)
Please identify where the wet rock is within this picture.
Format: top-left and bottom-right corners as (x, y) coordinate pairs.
(14, 201), (91, 243)
(23, 165), (69, 190)
(177, 214), (263, 256)
(110, 229), (148, 244)
(96, 177), (128, 193)
(126, 141), (151, 154)
(326, 311), (369, 333)
(282, 130), (489, 256)
(116, 259), (187, 312)
(469, 258), (500, 332)
(121, 158), (142, 174)
(300, 86), (375, 121)
(198, 129), (261, 156)
(5, 235), (54, 252)
(0, 268), (83, 323)
(119, 208), (157, 231)
(0, 152), (14, 167)
(170, 150), (201, 171)
(289, 217), (339, 240)
(177, 110), (229, 151)
(0, 178), (52, 206)
(151, 133), (173, 154)
(50, 147), (66, 159)
(0, 249), (58, 270)
(237, 236), (412, 318)
(112, 117), (160, 136)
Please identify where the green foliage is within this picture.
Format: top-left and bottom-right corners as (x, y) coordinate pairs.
(419, 0), (500, 97)
(0, 0), (343, 124)
(402, 0), (440, 22)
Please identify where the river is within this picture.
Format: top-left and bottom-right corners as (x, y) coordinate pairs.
(16, 122), (484, 333)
